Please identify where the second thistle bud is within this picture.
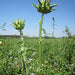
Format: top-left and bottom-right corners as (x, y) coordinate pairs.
(10, 19), (25, 30)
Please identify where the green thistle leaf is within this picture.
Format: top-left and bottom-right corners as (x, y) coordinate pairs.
(42, 28), (46, 34)
(50, 4), (57, 8)
(32, 3), (38, 8)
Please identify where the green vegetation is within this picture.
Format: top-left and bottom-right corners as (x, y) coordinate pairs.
(0, 37), (75, 75)
(0, 0), (75, 75)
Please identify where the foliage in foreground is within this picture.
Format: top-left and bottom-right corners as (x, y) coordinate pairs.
(0, 37), (75, 75)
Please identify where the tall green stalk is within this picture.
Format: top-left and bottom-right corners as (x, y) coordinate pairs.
(39, 13), (44, 66)
(32, 1), (57, 73)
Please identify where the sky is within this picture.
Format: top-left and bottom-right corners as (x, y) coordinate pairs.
(0, 0), (75, 37)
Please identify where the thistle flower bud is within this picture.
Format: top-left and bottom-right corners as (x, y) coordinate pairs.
(10, 19), (25, 30)
(32, 0), (57, 14)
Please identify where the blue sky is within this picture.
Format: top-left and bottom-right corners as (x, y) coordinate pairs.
(0, 0), (75, 37)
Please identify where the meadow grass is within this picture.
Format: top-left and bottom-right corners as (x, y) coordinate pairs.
(0, 37), (75, 75)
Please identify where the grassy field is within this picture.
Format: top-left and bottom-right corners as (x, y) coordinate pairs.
(0, 37), (75, 75)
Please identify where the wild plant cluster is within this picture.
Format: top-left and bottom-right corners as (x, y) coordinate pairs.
(0, 37), (75, 75)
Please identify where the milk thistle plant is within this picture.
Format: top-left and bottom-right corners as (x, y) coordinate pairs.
(32, 0), (57, 68)
(10, 19), (28, 74)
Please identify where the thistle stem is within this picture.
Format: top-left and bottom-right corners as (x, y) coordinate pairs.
(20, 30), (24, 71)
(39, 13), (44, 67)
(20, 30), (28, 75)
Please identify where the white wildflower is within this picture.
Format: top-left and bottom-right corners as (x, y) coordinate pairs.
(9, 62), (12, 65)
(29, 59), (33, 62)
(71, 64), (74, 66)
(32, 67), (34, 69)
(29, 66), (32, 69)
(36, 69), (39, 72)
(32, 52), (36, 56)
(44, 72), (46, 74)
(41, 64), (44, 67)
(4, 68), (6, 70)
(40, 69), (42, 71)
(10, 57), (12, 59)
(45, 61), (48, 63)
(31, 73), (35, 75)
